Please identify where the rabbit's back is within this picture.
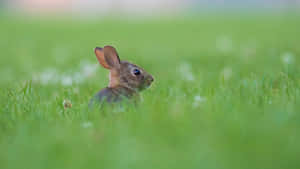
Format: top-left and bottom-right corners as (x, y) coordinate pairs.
(91, 88), (119, 104)
(89, 87), (136, 108)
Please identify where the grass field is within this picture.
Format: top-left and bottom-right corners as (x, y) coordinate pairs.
(0, 13), (300, 169)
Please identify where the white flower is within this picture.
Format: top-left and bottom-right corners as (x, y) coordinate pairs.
(39, 69), (59, 85)
(81, 62), (98, 77)
(281, 52), (295, 65)
(178, 62), (195, 81)
(63, 99), (72, 109)
(194, 95), (206, 102)
(61, 75), (73, 86)
(193, 95), (206, 108)
(81, 121), (93, 128)
(33, 60), (98, 86)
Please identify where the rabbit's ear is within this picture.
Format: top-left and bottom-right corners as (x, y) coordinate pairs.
(95, 47), (110, 69)
(103, 46), (121, 69)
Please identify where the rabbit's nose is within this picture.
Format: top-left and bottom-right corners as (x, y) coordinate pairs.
(149, 76), (154, 82)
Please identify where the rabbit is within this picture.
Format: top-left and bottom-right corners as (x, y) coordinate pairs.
(89, 45), (154, 106)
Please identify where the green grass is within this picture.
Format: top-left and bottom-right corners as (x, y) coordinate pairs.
(0, 14), (300, 169)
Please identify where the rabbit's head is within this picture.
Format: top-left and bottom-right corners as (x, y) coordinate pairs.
(95, 46), (154, 91)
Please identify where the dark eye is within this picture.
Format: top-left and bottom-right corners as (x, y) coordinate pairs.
(133, 69), (141, 76)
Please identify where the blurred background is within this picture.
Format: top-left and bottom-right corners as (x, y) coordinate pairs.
(0, 0), (299, 84)
(0, 1), (300, 169)
(1, 0), (300, 16)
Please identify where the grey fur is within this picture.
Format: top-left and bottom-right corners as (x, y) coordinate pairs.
(89, 46), (153, 108)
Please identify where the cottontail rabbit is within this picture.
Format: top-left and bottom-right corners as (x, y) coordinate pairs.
(90, 46), (154, 105)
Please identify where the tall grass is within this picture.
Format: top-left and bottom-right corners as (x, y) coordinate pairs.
(0, 14), (300, 169)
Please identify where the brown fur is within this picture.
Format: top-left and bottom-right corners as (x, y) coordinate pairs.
(108, 69), (120, 88)
(91, 46), (154, 105)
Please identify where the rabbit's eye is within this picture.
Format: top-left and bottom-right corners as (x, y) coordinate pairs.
(133, 69), (141, 76)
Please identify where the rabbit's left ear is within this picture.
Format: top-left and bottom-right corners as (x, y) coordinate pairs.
(95, 47), (110, 69)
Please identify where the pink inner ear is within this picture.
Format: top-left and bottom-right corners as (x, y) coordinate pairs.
(95, 48), (110, 69)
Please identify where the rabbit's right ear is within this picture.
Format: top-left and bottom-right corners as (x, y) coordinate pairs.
(95, 47), (110, 69)
(103, 46), (121, 69)
(95, 46), (121, 70)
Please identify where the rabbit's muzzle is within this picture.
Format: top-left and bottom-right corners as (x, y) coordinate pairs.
(144, 75), (154, 88)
